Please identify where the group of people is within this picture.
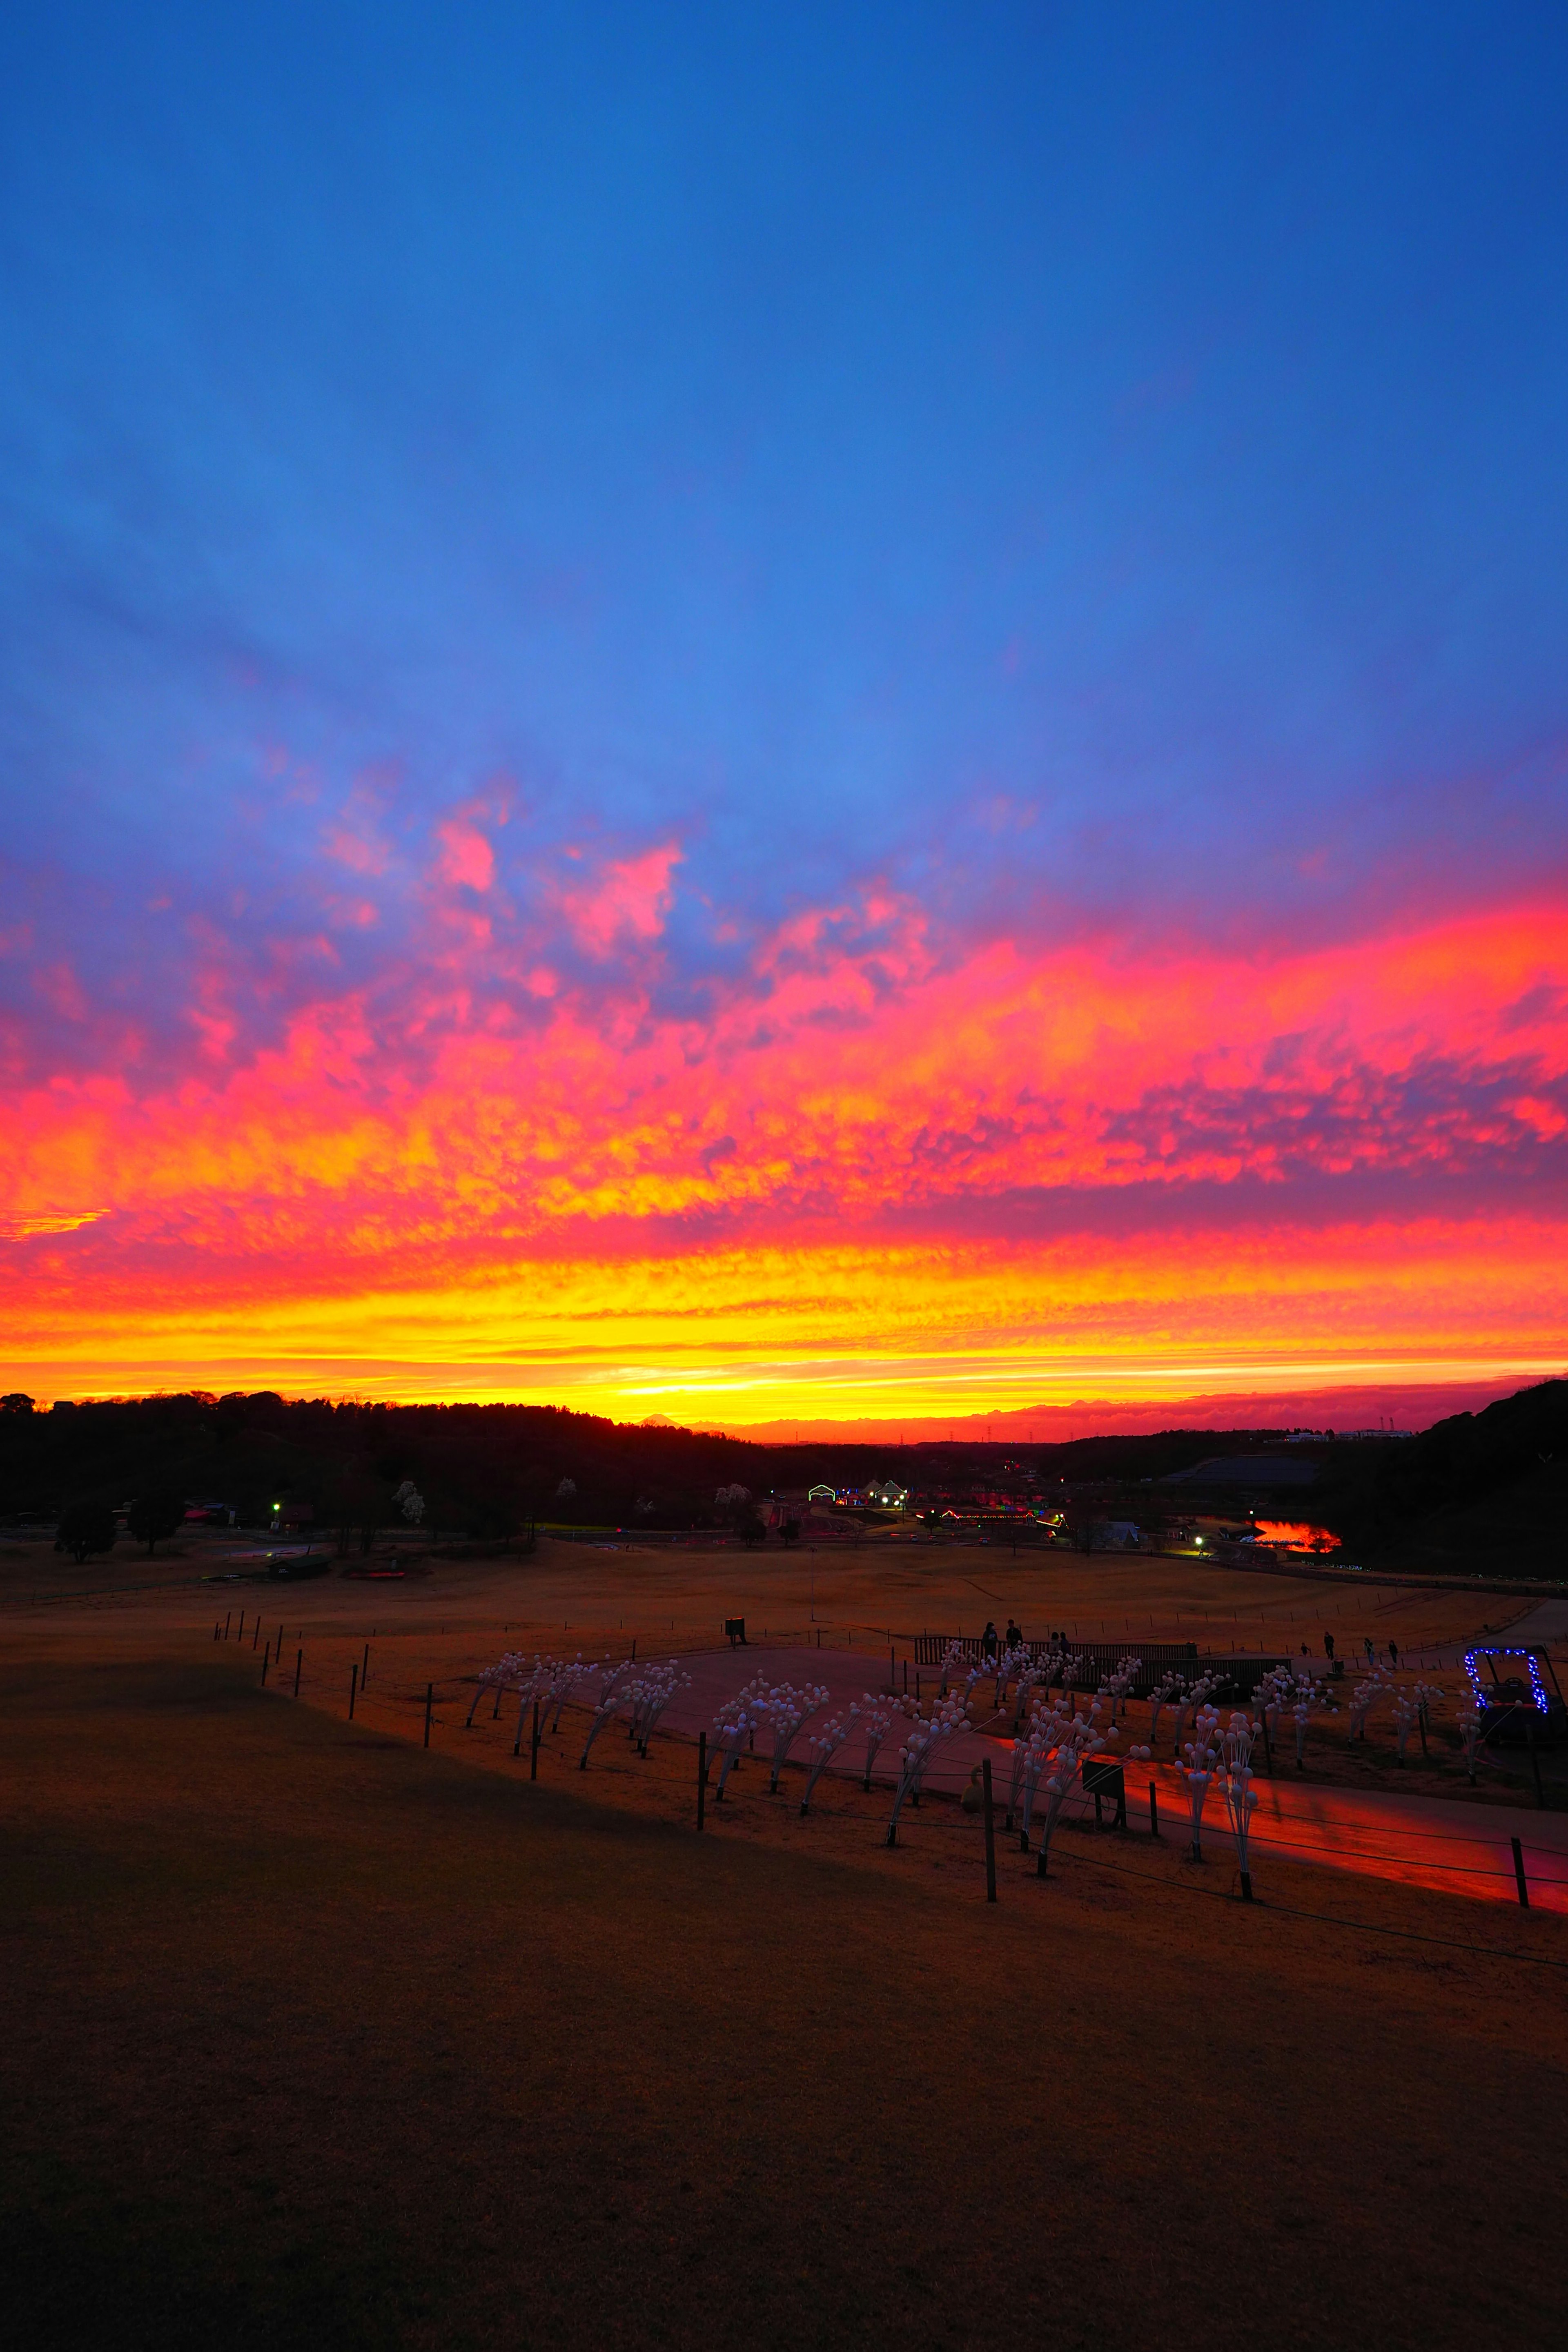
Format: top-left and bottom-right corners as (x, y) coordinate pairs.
(979, 1618), (1053, 1659)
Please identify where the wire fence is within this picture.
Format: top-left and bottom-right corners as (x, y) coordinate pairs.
(212, 1615), (1568, 1947)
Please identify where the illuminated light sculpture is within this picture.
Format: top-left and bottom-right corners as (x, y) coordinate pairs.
(800, 1708), (857, 1813)
(1054, 1653), (1088, 1719)
(1147, 1672), (1185, 1748)
(1218, 1711), (1260, 1898)
(575, 1658), (635, 1768)
(1178, 1705), (1222, 1860)
(543, 1653), (586, 1734)
(466, 1649), (530, 1728)
(1036, 1645), (1067, 1702)
(1170, 1671), (1224, 1757)
(1347, 1669), (1388, 1743)
(1255, 1666), (1292, 1749)
(1104, 1655), (1141, 1724)
(857, 1696), (900, 1791)
(938, 1638), (967, 1697)
(1463, 1648), (1550, 1715)
(886, 1695), (967, 1845)
(1457, 1702), (1483, 1784)
(628, 1660), (689, 1756)
(1033, 1702), (1115, 1876)
(1221, 1709), (1257, 1773)
(1009, 1654), (1047, 1732)
(1289, 1673), (1334, 1767)
(710, 1697), (764, 1800)
(760, 1679), (830, 1793)
(1392, 1677), (1443, 1766)
(989, 1641), (1030, 1711)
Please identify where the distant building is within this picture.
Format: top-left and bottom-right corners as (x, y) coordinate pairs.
(868, 1479), (908, 1508)
(807, 1482), (836, 1502)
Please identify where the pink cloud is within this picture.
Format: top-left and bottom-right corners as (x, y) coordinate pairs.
(437, 822), (495, 893)
(556, 842), (681, 954)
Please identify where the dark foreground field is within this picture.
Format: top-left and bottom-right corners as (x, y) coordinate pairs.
(4, 1651), (1564, 2352)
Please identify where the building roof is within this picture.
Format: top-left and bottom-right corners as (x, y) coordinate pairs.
(1159, 1456), (1317, 1489)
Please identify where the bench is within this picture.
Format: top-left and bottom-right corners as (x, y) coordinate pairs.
(724, 1617), (747, 1647)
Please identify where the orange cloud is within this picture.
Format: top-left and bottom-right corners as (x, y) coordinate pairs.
(1, 888), (1564, 1413)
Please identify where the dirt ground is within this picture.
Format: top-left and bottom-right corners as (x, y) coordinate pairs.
(4, 1541), (1566, 2349)
(4, 1529), (1547, 1805)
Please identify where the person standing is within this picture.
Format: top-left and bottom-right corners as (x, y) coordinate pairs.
(1323, 1631), (1335, 1661)
(982, 1619), (998, 1661)
(1388, 1637), (1399, 1667)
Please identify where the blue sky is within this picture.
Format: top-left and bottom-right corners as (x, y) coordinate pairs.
(5, 5), (1566, 1016)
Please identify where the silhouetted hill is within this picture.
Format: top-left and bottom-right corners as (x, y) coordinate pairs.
(1316, 1379), (1568, 1574)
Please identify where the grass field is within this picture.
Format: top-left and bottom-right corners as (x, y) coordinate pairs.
(4, 1544), (1566, 2350)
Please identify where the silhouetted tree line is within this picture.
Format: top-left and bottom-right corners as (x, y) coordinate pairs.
(4, 1383), (1560, 1571)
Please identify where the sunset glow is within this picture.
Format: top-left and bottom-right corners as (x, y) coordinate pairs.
(3, 10), (1566, 1427)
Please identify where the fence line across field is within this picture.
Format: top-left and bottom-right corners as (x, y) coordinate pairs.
(231, 1624), (1568, 1916)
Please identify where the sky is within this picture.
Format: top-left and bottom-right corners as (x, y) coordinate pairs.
(1, 2), (1566, 1432)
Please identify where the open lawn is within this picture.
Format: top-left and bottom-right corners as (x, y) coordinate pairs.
(4, 1581), (1567, 2350)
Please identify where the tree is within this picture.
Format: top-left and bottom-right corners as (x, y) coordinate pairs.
(55, 1499), (116, 1564)
(127, 1490), (186, 1554)
(1, 1393), (34, 1415)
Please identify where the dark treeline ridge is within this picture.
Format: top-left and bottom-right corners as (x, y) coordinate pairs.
(0, 1393), (1306, 1538)
(0, 1381), (1561, 1571)
(1312, 1378), (1568, 1573)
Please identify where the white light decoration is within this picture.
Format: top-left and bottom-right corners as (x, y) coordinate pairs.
(1218, 1711), (1259, 1896)
(1009, 1653), (1049, 1730)
(576, 1657), (636, 1768)
(886, 1695), (967, 1844)
(628, 1660), (689, 1755)
(1457, 1701), (1483, 1782)
(1255, 1666), (1292, 1748)
(857, 1697), (899, 1790)
(800, 1708), (858, 1813)
(466, 1648), (530, 1727)
(1147, 1672), (1185, 1748)
(1104, 1655), (1142, 1724)
(1031, 1700), (1116, 1875)
(543, 1653), (586, 1733)
(756, 1678), (830, 1792)
(1177, 1704), (1222, 1860)
(1347, 1669), (1389, 1743)
(1169, 1671), (1225, 1757)
(1288, 1672), (1335, 1766)
(1390, 1678), (1443, 1766)
(938, 1638), (967, 1696)
(710, 1696), (764, 1799)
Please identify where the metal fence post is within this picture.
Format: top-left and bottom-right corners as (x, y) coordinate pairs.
(982, 1758), (997, 1903)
